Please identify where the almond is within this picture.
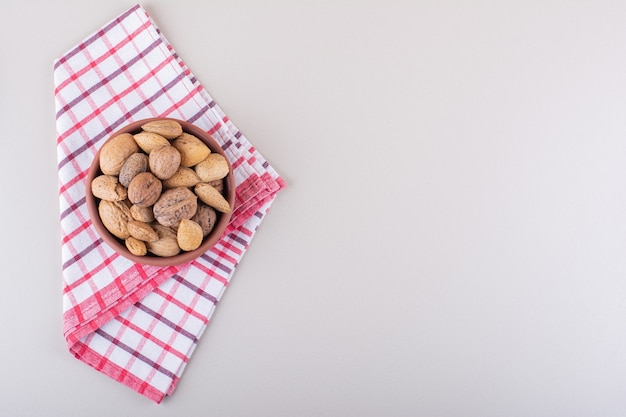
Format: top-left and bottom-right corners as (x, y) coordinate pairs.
(125, 237), (147, 256)
(163, 166), (201, 188)
(177, 219), (204, 251)
(195, 153), (229, 182)
(171, 133), (211, 167)
(133, 131), (170, 154)
(194, 182), (232, 213)
(127, 220), (158, 242)
(146, 224), (181, 257)
(130, 204), (155, 223)
(141, 119), (183, 139)
(118, 152), (148, 187)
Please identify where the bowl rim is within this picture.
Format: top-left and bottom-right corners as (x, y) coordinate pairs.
(85, 117), (235, 266)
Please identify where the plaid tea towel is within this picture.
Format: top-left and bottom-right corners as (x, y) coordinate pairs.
(53, 4), (285, 403)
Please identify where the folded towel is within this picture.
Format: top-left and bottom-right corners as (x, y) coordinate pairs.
(53, 3), (285, 403)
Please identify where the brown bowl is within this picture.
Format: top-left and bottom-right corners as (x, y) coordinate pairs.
(85, 118), (235, 266)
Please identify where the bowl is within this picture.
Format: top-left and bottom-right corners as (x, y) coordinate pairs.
(85, 117), (235, 266)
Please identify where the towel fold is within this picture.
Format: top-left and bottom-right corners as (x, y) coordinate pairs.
(54, 3), (285, 403)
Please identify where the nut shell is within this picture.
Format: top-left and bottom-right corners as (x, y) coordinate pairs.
(191, 203), (218, 237)
(163, 166), (201, 188)
(177, 219), (204, 251)
(127, 220), (159, 242)
(194, 182), (232, 213)
(99, 133), (139, 175)
(195, 153), (230, 182)
(130, 204), (155, 223)
(141, 119), (183, 139)
(125, 237), (147, 256)
(153, 187), (198, 227)
(91, 175), (127, 201)
(128, 172), (162, 208)
(133, 131), (170, 154)
(146, 224), (181, 257)
(119, 153), (148, 187)
(98, 199), (132, 239)
(172, 133), (211, 167)
(149, 145), (181, 180)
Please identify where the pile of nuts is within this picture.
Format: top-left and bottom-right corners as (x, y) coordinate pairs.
(90, 119), (231, 257)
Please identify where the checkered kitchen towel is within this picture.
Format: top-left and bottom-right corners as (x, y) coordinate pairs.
(53, 4), (285, 403)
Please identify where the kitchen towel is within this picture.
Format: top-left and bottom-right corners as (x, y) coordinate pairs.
(54, 3), (285, 403)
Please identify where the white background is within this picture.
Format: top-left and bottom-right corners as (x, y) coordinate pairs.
(2, 1), (626, 416)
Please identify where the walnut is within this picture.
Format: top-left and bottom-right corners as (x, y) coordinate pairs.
(99, 133), (139, 175)
(127, 172), (162, 208)
(149, 145), (181, 180)
(98, 199), (132, 239)
(191, 203), (217, 237)
(153, 187), (198, 227)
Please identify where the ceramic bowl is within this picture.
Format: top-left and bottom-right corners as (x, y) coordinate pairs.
(85, 118), (235, 266)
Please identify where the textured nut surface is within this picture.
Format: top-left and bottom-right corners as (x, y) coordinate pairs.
(127, 220), (159, 242)
(207, 179), (224, 194)
(130, 204), (155, 223)
(149, 145), (181, 180)
(171, 133), (211, 167)
(127, 172), (162, 207)
(99, 133), (139, 175)
(133, 131), (170, 154)
(163, 166), (201, 188)
(191, 203), (218, 237)
(153, 187), (198, 227)
(91, 175), (127, 201)
(194, 182), (232, 213)
(177, 219), (204, 251)
(146, 224), (181, 257)
(195, 153), (230, 182)
(98, 200), (132, 239)
(141, 120), (183, 139)
(125, 237), (147, 256)
(119, 153), (148, 187)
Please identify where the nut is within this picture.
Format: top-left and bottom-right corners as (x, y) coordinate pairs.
(146, 224), (181, 257)
(195, 153), (230, 182)
(207, 179), (224, 194)
(141, 119), (183, 139)
(127, 220), (158, 242)
(118, 152), (148, 187)
(163, 166), (201, 188)
(149, 145), (181, 180)
(98, 199), (132, 239)
(153, 187), (198, 227)
(171, 133), (211, 167)
(92, 118), (233, 258)
(194, 182), (232, 213)
(91, 175), (127, 201)
(125, 237), (147, 256)
(191, 203), (217, 237)
(133, 131), (170, 154)
(127, 172), (162, 207)
(130, 204), (155, 223)
(99, 133), (139, 175)
(177, 219), (204, 251)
